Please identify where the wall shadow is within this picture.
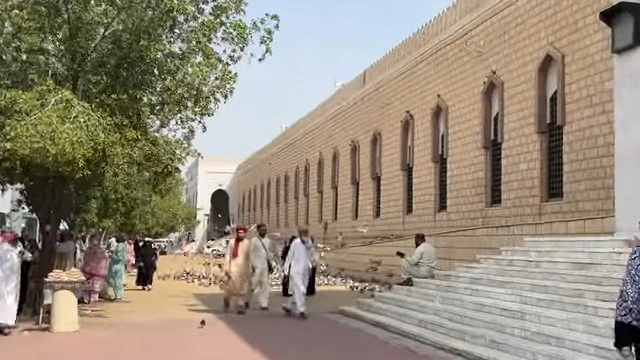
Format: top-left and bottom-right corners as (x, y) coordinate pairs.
(189, 289), (396, 360)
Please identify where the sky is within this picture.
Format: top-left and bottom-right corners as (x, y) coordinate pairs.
(193, 0), (454, 162)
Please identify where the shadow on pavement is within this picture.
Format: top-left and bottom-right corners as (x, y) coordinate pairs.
(190, 290), (431, 360)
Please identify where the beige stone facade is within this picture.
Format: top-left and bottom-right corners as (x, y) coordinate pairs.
(227, 0), (615, 276)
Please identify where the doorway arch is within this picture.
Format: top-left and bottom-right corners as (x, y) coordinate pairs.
(209, 189), (230, 239)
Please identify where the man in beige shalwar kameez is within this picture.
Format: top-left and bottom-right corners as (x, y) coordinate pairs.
(221, 225), (252, 314)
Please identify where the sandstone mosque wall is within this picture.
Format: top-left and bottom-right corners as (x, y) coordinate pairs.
(227, 0), (615, 274)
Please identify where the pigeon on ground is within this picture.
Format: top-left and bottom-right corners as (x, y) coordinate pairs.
(199, 319), (206, 328)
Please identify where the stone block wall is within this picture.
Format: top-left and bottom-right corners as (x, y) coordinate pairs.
(228, 0), (615, 274)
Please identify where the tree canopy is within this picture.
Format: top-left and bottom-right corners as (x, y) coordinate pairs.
(0, 0), (278, 246)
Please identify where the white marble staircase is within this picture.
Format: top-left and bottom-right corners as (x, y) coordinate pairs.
(339, 236), (631, 360)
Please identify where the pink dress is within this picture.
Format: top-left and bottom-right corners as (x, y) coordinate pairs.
(82, 245), (109, 303)
(126, 243), (135, 270)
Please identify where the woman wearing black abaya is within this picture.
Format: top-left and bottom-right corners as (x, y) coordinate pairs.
(135, 241), (157, 291)
(306, 236), (317, 296)
(281, 236), (296, 297)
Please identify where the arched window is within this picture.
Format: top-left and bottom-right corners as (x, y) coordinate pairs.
(284, 173), (290, 227)
(253, 185), (257, 223)
(482, 72), (504, 207)
(350, 141), (360, 220)
(317, 153), (324, 223)
(266, 179), (271, 224)
(275, 176), (281, 227)
(536, 47), (565, 201)
(431, 96), (449, 212)
(304, 160), (310, 225)
(331, 148), (340, 221)
(247, 189), (252, 222)
(241, 192), (246, 224)
(260, 182), (265, 222)
(400, 112), (415, 215)
(370, 132), (382, 219)
(294, 167), (300, 225)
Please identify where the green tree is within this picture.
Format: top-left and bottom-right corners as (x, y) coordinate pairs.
(0, 0), (279, 141)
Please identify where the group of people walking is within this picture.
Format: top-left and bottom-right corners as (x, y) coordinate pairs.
(221, 224), (317, 319)
(83, 235), (158, 303)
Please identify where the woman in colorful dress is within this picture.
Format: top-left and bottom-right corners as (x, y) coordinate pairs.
(81, 235), (109, 304)
(125, 239), (136, 272)
(106, 236), (127, 301)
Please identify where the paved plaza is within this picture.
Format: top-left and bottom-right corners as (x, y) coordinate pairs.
(0, 255), (458, 360)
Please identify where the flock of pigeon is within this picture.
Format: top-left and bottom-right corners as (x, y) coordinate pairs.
(158, 243), (390, 295)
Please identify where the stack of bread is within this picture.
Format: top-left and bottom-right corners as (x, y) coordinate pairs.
(45, 268), (85, 282)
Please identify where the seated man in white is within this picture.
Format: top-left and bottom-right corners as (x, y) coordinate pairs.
(396, 233), (437, 287)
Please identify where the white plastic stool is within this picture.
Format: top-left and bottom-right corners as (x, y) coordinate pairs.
(49, 289), (79, 333)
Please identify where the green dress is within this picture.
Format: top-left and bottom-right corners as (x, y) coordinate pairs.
(107, 243), (126, 299)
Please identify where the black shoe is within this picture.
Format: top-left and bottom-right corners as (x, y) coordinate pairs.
(237, 309), (246, 315)
(396, 278), (413, 287)
(259, 306), (269, 311)
(299, 312), (307, 320)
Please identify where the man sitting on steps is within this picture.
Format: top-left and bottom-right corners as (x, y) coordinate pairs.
(395, 233), (437, 287)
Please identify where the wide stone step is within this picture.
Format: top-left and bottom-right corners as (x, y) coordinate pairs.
(478, 255), (626, 273)
(412, 278), (615, 318)
(436, 271), (620, 302)
(500, 247), (630, 261)
(339, 306), (521, 360)
(523, 236), (629, 248)
(391, 285), (612, 338)
(372, 292), (616, 359)
(352, 300), (606, 360)
(453, 264), (624, 287)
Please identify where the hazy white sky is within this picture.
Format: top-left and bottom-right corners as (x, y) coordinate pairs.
(193, 0), (453, 162)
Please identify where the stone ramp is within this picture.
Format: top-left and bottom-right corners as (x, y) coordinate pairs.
(340, 236), (629, 359)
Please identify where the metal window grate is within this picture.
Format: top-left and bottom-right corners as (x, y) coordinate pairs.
(353, 182), (359, 220)
(374, 176), (382, 219)
(547, 91), (564, 200)
(490, 113), (502, 206)
(405, 165), (414, 215)
(438, 158), (447, 212)
(305, 196), (310, 225)
(318, 192), (323, 223)
(333, 188), (339, 221)
(295, 200), (299, 225)
(276, 205), (280, 227)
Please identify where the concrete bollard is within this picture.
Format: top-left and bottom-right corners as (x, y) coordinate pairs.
(49, 290), (80, 333)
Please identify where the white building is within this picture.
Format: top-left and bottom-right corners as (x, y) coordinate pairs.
(183, 156), (238, 243)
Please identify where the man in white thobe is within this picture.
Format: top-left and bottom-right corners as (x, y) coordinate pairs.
(246, 223), (273, 310)
(282, 227), (316, 319)
(0, 232), (32, 336)
(396, 233), (437, 287)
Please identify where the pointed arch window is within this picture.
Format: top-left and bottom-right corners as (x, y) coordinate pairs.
(284, 173), (290, 227)
(317, 153), (325, 223)
(536, 48), (565, 201)
(370, 132), (382, 219)
(432, 97), (449, 212)
(331, 148), (340, 221)
(350, 141), (360, 220)
(275, 176), (281, 227)
(482, 73), (504, 207)
(260, 182), (265, 222)
(266, 179), (272, 224)
(253, 185), (257, 223)
(303, 160), (310, 225)
(400, 112), (415, 215)
(241, 192), (246, 224)
(247, 190), (252, 222)
(294, 167), (300, 225)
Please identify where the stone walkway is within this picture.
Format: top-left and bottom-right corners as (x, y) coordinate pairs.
(0, 255), (457, 359)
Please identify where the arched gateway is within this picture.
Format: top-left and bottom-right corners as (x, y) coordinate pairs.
(208, 189), (230, 239)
